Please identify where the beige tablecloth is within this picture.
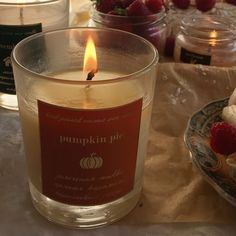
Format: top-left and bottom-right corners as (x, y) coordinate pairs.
(120, 63), (236, 224)
(2, 63), (236, 235)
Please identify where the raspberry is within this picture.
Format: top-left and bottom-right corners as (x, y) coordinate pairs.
(127, 0), (152, 16)
(145, 0), (164, 13)
(210, 121), (236, 155)
(225, 0), (236, 5)
(195, 0), (216, 12)
(172, 0), (190, 9)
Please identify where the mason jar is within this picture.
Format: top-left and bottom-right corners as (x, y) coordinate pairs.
(89, 6), (167, 56)
(174, 14), (236, 67)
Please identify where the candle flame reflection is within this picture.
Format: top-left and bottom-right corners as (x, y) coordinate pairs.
(83, 36), (97, 73)
(209, 30), (217, 47)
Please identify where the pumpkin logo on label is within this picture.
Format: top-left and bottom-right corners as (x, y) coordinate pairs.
(80, 152), (103, 169)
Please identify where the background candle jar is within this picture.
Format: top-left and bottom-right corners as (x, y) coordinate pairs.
(12, 28), (158, 228)
(174, 14), (236, 67)
(89, 3), (167, 57)
(0, 0), (69, 110)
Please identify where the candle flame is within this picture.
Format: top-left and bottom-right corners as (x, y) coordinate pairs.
(209, 30), (218, 47)
(83, 36), (97, 73)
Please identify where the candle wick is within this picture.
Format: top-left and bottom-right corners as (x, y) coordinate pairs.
(86, 69), (97, 81)
(208, 43), (213, 53)
(19, 7), (24, 25)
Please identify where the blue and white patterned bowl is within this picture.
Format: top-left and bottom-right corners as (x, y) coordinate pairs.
(184, 98), (236, 207)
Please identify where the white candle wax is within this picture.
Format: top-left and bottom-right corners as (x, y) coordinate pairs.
(18, 69), (152, 195)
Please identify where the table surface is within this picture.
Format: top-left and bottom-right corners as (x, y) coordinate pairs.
(2, 63), (236, 235)
(2, 1), (236, 235)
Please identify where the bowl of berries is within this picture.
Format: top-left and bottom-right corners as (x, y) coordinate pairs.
(185, 91), (236, 206)
(89, 0), (167, 55)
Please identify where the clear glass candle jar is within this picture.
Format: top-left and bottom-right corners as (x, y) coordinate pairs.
(0, 0), (69, 110)
(12, 28), (158, 228)
(174, 14), (236, 67)
(89, 6), (167, 57)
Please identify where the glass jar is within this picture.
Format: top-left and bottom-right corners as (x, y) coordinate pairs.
(89, 6), (167, 56)
(12, 27), (158, 229)
(0, 0), (69, 110)
(174, 14), (236, 67)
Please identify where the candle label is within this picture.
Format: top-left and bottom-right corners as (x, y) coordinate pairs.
(180, 48), (211, 65)
(38, 99), (142, 206)
(0, 23), (42, 94)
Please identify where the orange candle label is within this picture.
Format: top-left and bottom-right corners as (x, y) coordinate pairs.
(38, 99), (142, 205)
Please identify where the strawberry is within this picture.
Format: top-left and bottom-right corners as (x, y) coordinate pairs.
(195, 0), (216, 12)
(145, 0), (164, 13)
(210, 121), (236, 155)
(127, 0), (152, 16)
(225, 0), (236, 5)
(172, 0), (190, 9)
(96, 0), (116, 13)
(116, 0), (136, 8)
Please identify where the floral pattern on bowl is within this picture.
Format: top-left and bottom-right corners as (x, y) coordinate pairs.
(184, 97), (236, 207)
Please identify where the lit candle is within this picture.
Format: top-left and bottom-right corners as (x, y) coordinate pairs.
(12, 28), (158, 228)
(0, 0), (69, 110)
(174, 14), (236, 67)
